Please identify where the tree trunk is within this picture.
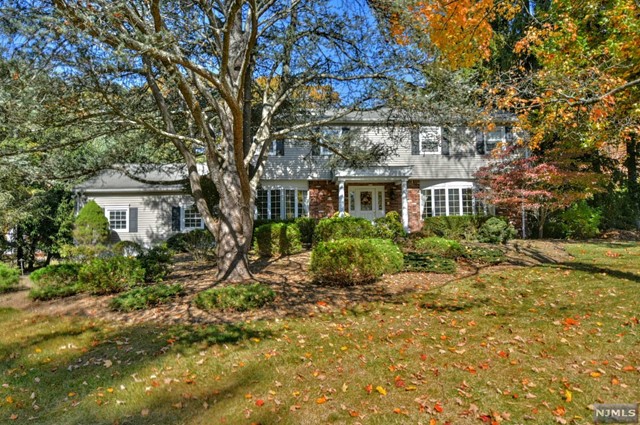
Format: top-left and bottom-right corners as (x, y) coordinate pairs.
(213, 178), (255, 283)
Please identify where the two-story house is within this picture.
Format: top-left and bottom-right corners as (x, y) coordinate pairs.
(75, 111), (516, 246)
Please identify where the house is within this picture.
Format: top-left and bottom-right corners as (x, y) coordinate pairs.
(75, 111), (517, 246)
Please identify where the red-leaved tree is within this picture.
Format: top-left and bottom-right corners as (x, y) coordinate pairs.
(475, 147), (605, 238)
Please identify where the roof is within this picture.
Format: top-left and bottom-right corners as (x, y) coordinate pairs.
(74, 164), (196, 193)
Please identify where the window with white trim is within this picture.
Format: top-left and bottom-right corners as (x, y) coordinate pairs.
(182, 205), (204, 230)
(269, 140), (285, 156)
(105, 208), (128, 231)
(255, 187), (309, 220)
(420, 127), (442, 154)
(421, 183), (477, 218)
(484, 126), (505, 153)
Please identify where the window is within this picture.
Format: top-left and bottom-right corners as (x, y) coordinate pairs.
(312, 127), (349, 156)
(421, 183), (477, 218)
(105, 208), (128, 232)
(255, 187), (309, 220)
(484, 127), (505, 153)
(420, 127), (441, 154)
(182, 205), (204, 230)
(269, 140), (285, 156)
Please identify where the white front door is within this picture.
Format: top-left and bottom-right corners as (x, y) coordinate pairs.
(349, 186), (385, 221)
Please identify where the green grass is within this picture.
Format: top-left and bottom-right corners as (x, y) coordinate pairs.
(0, 242), (639, 424)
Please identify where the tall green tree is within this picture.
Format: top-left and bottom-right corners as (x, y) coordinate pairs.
(1, 0), (405, 281)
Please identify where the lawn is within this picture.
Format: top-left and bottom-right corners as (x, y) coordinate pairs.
(0, 242), (638, 424)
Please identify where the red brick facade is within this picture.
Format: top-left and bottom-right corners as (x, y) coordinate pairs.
(308, 179), (423, 232)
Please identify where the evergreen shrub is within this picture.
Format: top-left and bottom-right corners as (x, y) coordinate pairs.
(194, 284), (276, 311)
(78, 256), (144, 294)
(310, 238), (403, 285)
(73, 201), (110, 245)
(477, 217), (516, 244)
(110, 284), (184, 311)
(313, 216), (375, 243)
(0, 264), (19, 293)
(373, 211), (406, 240)
(253, 223), (302, 257)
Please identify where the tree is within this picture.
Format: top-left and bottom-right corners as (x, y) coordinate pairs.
(475, 147), (605, 238)
(73, 200), (111, 246)
(1, 0), (404, 282)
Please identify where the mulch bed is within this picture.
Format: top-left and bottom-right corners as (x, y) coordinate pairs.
(0, 240), (576, 326)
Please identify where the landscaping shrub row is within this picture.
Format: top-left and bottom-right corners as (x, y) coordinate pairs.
(29, 245), (173, 301)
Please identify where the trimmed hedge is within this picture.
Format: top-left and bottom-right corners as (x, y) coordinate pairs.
(373, 211), (406, 240)
(29, 264), (82, 300)
(0, 264), (20, 293)
(167, 229), (215, 261)
(194, 283), (276, 311)
(414, 237), (464, 258)
(403, 253), (457, 274)
(110, 284), (184, 311)
(254, 222), (302, 257)
(314, 216), (376, 243)
(78, 256), (145, 295)
(294, 217), (317, 246)
(310, 238), (403, 285)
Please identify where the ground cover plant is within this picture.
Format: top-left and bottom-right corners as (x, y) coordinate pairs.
(110, 284), (185, 312)
(194, 283), (276, 312)
(0, 242), (638, 424)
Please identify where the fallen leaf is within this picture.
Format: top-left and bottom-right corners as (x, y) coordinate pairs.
(434, 402), (444, 413)
(376, 386), (387, 396)
(255, 399), (264, 407)
(564, 389), (572, 402)
(141, 409), (150, 417)
(316, 396), (327, 404)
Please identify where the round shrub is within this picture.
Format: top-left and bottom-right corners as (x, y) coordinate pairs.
(314, 216), (375, 243)
(194, 283), (276, 312)
(113, 241), (144, 257)
(73, 200), (110, 245)
(310, 238), (403, 285)
(477, 217), (516, 244)
(0, 263), (20, 293)
(138, 245), (173, 283)
(414, 237), (464, 258)
(110, 284), (184, 311)
(254, 222), (302, 257)
(78, 256), (144, 295)
(166, 232), (188, 252)
(29, 264), (83, 300)
(373, 211), (406, 240)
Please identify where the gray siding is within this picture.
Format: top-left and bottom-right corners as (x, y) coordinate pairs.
(261, 126), (491, 182)
(86, 192), (195, 246)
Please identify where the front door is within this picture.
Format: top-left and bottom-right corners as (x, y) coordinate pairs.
(349, 186), (385, 220)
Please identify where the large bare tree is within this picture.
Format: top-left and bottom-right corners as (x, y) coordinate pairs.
(1, 0), (404, 281)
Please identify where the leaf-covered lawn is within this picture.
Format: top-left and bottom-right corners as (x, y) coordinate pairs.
(0, 242), (638, 424)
